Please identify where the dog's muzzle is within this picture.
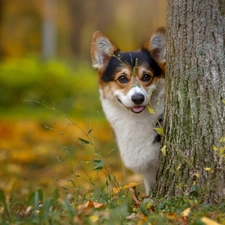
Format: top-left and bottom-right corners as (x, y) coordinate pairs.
(131, 93), (145, 113)
(117, 93), (147, 114)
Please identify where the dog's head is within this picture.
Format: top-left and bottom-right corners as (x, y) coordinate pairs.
(91, 28), (166, 114)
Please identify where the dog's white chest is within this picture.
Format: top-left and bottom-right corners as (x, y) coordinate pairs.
(100, 90), (164, 175)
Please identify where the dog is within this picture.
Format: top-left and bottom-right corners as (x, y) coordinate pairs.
(91, 28), (166, 195)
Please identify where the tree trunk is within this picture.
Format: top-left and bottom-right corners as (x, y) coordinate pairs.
(154, 0), (225, 203)
(0, 0), (4, 59)
(68, 0), (85, 57)
(42, 0), (57, 60)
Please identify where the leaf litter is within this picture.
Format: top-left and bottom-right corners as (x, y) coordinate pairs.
(0, 119), (225, 224)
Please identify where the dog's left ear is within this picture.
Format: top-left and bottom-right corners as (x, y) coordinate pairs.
(91, 31), (119, 71)
(143, 27), (166, 70)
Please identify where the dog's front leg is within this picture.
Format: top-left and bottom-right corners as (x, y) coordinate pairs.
(142, 167), (158, 195)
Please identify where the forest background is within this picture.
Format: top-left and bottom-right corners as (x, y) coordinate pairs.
(0, 0), (166, 200)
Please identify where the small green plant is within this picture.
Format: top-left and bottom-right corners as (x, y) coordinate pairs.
(0, 57), (100, 117)
(0, 189), (11, 222)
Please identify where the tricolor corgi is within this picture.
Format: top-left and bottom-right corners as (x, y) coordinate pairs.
(91, 28), (166, 195)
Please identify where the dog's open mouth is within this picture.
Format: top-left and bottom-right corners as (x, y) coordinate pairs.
(117, 98), (145, 114)
(131, 106), (145, 114)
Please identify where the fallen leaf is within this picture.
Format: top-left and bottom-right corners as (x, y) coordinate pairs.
(92, 201), (104, 208)
(201, 217), (220, 225)
(76, 200), (104, 210)
(126, 212), (147, 222)
(123, 182), (139, 189)
(166, 212), (176, 220)
(89, 215), (99, 223)
(181, 208), (191, 218)
(112, 187), (122, 194)
(126, 213), (137, 220)
(177, 216), (189, 225)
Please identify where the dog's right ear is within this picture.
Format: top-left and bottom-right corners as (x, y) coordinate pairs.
(143, 27), (166, 71)
(91, 31), (119, 70)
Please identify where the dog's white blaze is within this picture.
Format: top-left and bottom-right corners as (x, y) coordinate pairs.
(114, 86), (148, 108)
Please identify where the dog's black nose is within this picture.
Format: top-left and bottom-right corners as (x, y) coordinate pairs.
(131, 93), (145, 104)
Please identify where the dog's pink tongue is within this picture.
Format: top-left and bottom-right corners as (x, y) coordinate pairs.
(132, 106), (144, 113)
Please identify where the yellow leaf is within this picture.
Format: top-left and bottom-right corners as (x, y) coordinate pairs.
(184, 157), (190, 164)
(123, 182), (139, 189)
(154, 128), (164, 136)
(204, 167), (211, 171)
(218, 146), (225, 155)
(148, 106), (156, 115)
(193, 173), (200, 178)
(161, 145), (167, 156)
(90, 215), (99, 223)
(176, 164), (181, 170)
(219, 137), (225, 143)
(112, 187), (122, 194)
(201, 217), (220, 225)
(181, 208), (191, 217)
(166, 212), (176, 220)
(222, 99), (225, 105)
(212, 145), (218, 151)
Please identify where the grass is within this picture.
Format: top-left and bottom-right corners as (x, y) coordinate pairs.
(1, 186), (225, 224)
(0, 58), (225, 224)
(0, 106), (131, 224)
(1, 107), (225, 225)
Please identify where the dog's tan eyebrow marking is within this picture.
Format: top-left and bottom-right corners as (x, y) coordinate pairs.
(121, 68), (130, 73)
(115, 68), (130, 77)
(138, 66), (154, 77)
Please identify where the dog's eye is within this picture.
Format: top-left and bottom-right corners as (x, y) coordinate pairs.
(117, 75), (129, 84)
(141, 74), (152, 82)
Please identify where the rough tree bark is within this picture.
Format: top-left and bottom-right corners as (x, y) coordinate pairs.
(154, 0), (225, 203)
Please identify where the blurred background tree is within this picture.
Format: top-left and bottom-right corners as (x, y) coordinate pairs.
(0, 0), (166, 116)
(42, 0), (57, 60)
(0, 0), (166, 60)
